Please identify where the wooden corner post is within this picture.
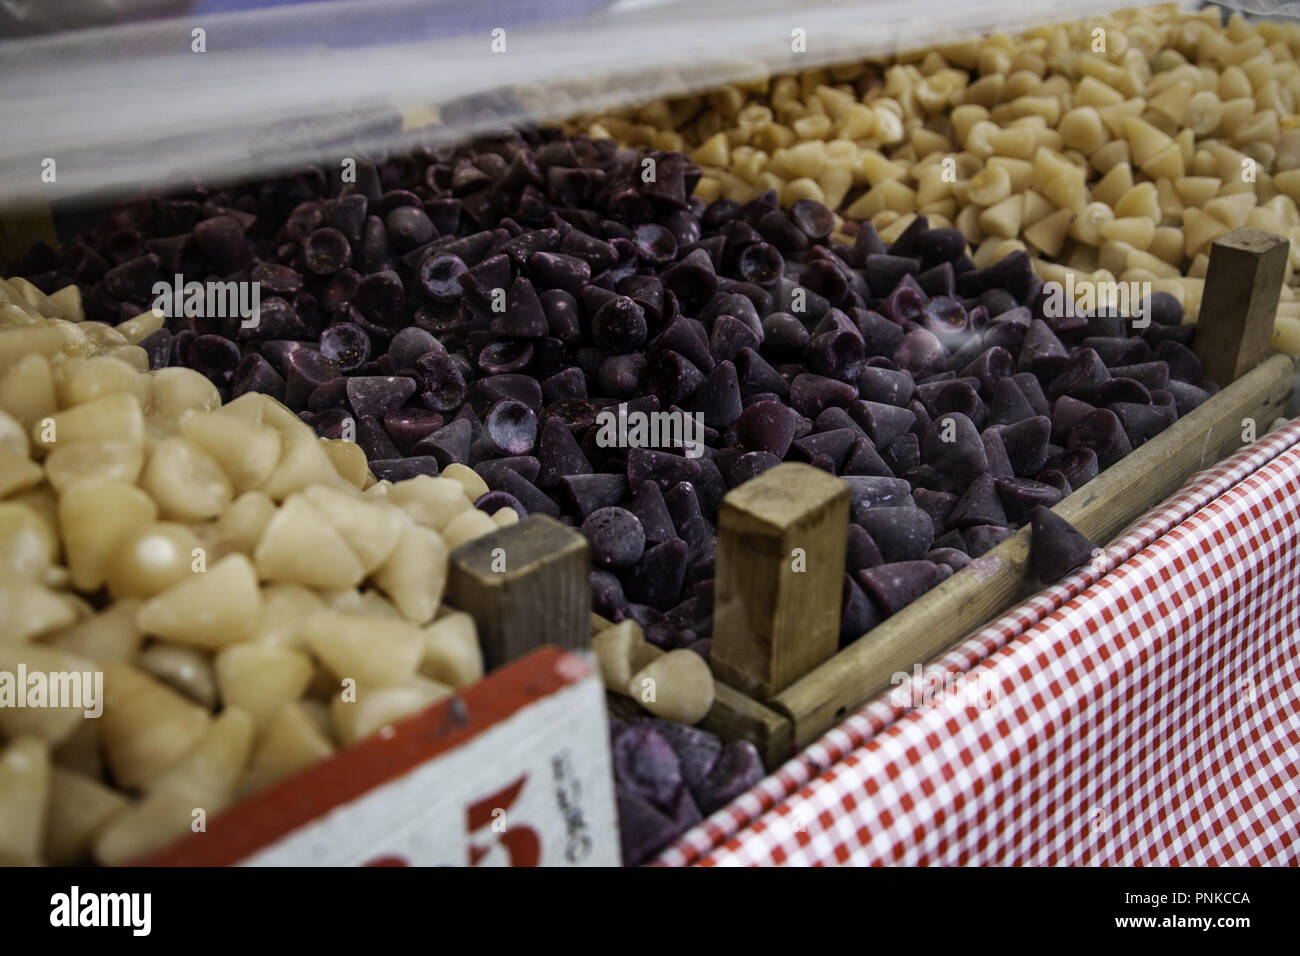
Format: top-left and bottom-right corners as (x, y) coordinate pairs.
(711, 462), (849, 701)
(1194, 228), (1289, 388)
(447, 514), (591, 671)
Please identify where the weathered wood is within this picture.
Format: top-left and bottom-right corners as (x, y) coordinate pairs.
(1195, 228), (1289, 388)
(711, 462), (850, 701)
(447, 514), (590, 671)
(773, 352), (1295, 751)
(0, 200), (58, 271)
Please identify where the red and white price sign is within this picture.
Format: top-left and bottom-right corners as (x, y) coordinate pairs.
(139, 647), (621, 867)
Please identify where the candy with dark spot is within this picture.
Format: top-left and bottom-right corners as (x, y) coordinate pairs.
(1029, 506), (1097, 584)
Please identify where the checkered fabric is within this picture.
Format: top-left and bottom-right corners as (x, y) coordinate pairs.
(658, 419), (1300, 866)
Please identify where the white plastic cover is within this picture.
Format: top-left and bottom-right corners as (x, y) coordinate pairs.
(1, 0), (1154, 206)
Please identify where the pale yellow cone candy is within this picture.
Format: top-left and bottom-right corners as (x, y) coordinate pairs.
(0, 643), (98, 745)
(214, 643), (314, 732)
(137, 643), (219, 709)
(238, 701), (335, 798)
(46, 766), (130, 866)
(104, 521), (206, 600)
(45, 600), (144, 663)
(370, 522), (448, 624)
(628, 649), (715, 725)
(98, 661), (211, 788)
(301, 483), (406, 574)
(0, 737), (50, 866)
(386, 474), (472, 531)
(330, 678), (454, 747)
(302, 611), (424, 687)
(0, 577), (79, 643)
(0, 501), (58, 579)
(253, 493), (365, 590)
(420, 611), (483, 688)
(592, 619), (646, 695)
(136, 553), (262, 648)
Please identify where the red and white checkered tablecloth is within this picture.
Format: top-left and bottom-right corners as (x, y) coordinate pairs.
(658, 419), (1300, 866)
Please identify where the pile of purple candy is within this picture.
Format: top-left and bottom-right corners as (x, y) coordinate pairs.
(23, 126), (1219, 863)
(25, 126), (1212, 653)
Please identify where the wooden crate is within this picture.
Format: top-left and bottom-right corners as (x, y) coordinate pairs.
(712, 227), (1300, 759)
(601, 228), (1296, 768)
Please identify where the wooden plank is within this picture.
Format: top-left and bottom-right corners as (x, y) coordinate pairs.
(711, 462), (849, 701)
(138, 648), (620, 866)
(0, 200), (58, 271)
(773, 352), (1295, 751)
(1195, 228), (1289, 388)
(447, 514), (590, 671)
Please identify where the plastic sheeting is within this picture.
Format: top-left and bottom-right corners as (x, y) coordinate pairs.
(0, 0), (1142, 206)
